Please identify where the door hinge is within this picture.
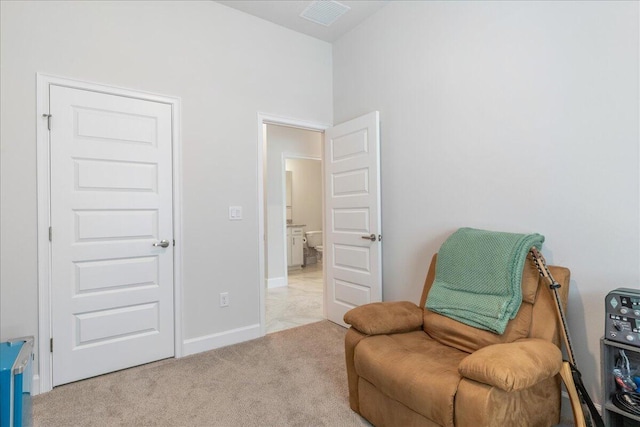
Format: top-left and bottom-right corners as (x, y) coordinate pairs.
(42, 114), (52, 131)
(49, 226), (52, 242)
(50, 338), (53, 353)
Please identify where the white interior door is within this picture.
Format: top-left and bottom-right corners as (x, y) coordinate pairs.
(49, 85), (174, 386)
(324, 111), (381, 327)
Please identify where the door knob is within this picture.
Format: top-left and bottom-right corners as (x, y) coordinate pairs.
(361, 234), (376, 242)
(153, 240), (170, 248)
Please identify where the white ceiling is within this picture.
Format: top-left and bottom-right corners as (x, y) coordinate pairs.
(215, 1), (389, 43)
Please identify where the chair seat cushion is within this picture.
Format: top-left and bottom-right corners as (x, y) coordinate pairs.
(354, 331), (468, 427)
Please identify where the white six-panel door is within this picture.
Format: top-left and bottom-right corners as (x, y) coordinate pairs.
(324, 111), (382, 327)
(49, 85), (174, 386)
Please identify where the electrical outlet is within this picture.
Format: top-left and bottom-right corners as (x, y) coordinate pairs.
(220, 292), (229, 307)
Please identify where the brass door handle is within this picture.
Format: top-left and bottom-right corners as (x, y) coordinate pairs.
(361, 234), (376, 242)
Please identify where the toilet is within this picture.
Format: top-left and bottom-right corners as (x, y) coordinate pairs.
(305, 231), (323, 262)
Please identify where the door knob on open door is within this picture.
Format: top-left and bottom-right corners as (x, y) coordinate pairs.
(361, 234), (376, 242)
(153, 240), (170, 248)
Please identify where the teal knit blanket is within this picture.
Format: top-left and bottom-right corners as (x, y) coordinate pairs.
(425, 228), (544, 334)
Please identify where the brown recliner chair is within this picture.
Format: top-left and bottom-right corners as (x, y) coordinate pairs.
(344, 254), (570, 427)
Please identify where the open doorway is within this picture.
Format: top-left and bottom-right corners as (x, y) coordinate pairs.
(257, 111), (382, 333)
(262, 122), (326, 334)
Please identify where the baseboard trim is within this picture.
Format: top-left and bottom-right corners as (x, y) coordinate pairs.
(267, 277), (287, 289)
(32, 374), (41, 395)
(182, 323), (261, 357)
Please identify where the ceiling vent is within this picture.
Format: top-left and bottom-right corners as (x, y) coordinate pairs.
(299, 1), (351, 27)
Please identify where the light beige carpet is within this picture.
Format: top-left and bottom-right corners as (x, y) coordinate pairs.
(34, 321), (371, 427)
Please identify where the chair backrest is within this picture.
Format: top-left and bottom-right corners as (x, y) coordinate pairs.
(419, 254), (570, 353)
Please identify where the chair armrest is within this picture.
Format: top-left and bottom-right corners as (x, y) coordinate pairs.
(458, 338), (562, 392)
(343, 301), (423, 335)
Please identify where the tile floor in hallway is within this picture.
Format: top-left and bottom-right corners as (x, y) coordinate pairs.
(266, 262), (324, 334)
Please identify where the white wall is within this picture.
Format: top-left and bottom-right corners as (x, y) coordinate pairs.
(286, 158), (323, 232)
(0, 0), (331, 376)
(333, 0), (639, 405)
(265, 125), (322, 284)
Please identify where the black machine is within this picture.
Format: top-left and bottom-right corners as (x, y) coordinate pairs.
(604, 288), (640, 419)
(605, 288), (640, 347)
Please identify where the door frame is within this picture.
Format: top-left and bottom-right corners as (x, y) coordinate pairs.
(36, 73), (184, 394)
(256, 113), (330, 336)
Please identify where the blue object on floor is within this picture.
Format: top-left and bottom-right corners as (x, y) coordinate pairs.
(0, 337), (33, 427)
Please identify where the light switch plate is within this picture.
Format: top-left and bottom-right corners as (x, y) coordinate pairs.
(229, 206), (242, 220)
